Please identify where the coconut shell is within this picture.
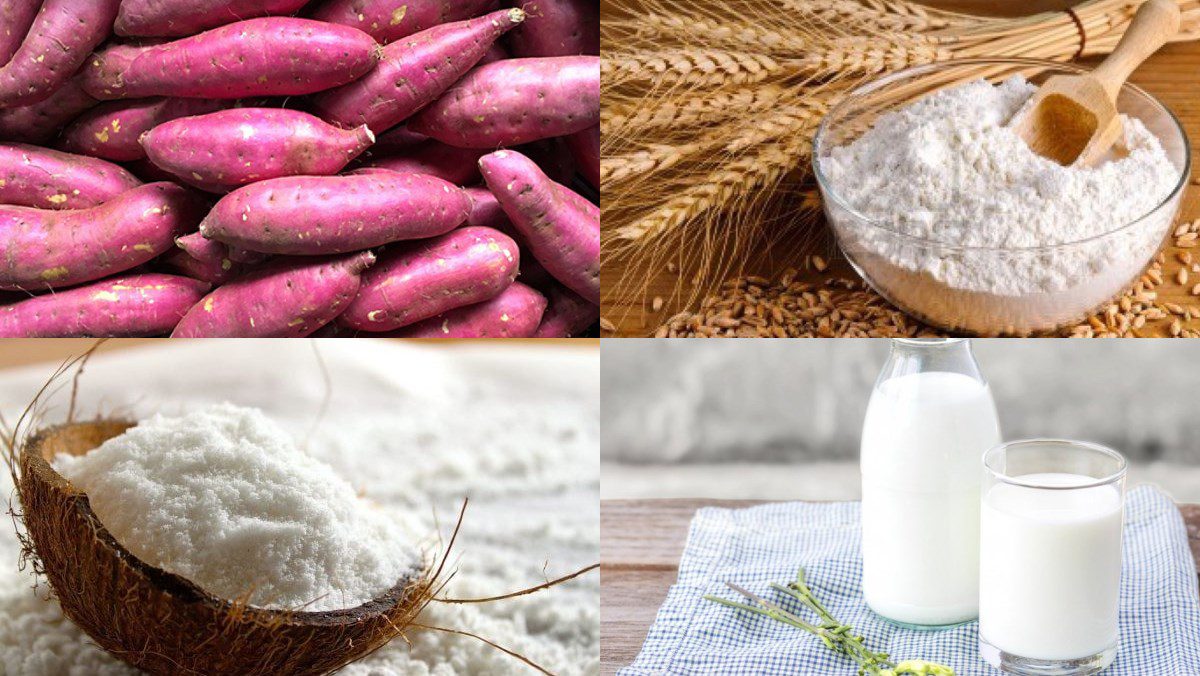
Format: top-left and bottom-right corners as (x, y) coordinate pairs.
(18, 420), (428, 676)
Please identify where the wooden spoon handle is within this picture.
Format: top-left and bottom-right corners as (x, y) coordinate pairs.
(1092, 0), (1181, 99)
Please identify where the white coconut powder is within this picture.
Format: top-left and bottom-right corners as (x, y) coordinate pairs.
(52, 403), (418, 612)
(0, 341), (599, 675)
(821, 76), (1181, 333)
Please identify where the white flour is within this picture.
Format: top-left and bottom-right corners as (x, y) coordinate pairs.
(0, 341), (599, 675)
(820, 76), (1181, 334)
(53, 404), (419, 612)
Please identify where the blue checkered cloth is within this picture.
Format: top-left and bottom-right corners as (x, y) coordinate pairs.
(620, 485), (1200, 675)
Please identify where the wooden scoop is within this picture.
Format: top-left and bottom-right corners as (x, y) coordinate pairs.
(18, 421), (428, 676)
(1012, 0), (1180, 166)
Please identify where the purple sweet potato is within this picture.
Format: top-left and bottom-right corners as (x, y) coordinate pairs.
(340, 225), (518, 331)
(59, 97), (232, 161)
(371, 125), (427, 153)
(0, 71), (98, 143)
(479, 149), (599, 303)
(365, 141), (486, 185)
(408, 56), (599, 148)
(520, 136), (577, 185)
(0, 181), (206, 290)
(568, 124), (599, 188)
(477, 42), (509, 66)
(386, 281), (545, 337)
(463, 185), (553, 286)
(116, 0), (313, 38)
(508, 0), (599, 58)
(0, 0), (120, 108)
(311, 8), (523, 134)
(199, 170), (470, 254)
(171, 251), (374, 337)
(83, 18), (380, 100)
(141, 108), (375, 192)
(158, 231), (241, 284)
(0, 273), (211, 337)
(310, 0), (500, 45)
(0, 143), (142, 209)
(0, 0), (41, 67)
(533, 280), (597, 337)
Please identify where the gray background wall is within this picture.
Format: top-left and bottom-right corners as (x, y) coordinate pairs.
(602, 339), (1200, 465)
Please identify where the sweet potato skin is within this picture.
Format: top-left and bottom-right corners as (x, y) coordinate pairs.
(141, 108), (375, 192)
(83, 18), (380, 100)
(171, 251), (374, 337)
(365, 141), (486, 185)
(0, 143), (142, 209)
(387, 281), (545, 337)
(408, 56), (599, 147)
(0, 181), (206, 290)
(533, 280), (597, 337)
(311, 0), (500, 45)
(0, 0), (120, 108)
(463, 185), (554, 286)
(0, 0), (41, 66)
(59, 97), (232, 161)
(479, 149), (599, 303)
(116, 0), (313, 37)
(0, 72), (98, 144)
(340, 225), (518, 331)
(158, 232), (241, 284)
(0, 273), (210, 337)
(568, 125), (599, 189)
(311, 8), (524, 134)
(508, 0), (600, 58)
(199, 171), (471, 255)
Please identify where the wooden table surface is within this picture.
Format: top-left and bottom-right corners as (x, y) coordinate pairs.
(600, 499), (1200, 675)
(601, 0), (1200, 337)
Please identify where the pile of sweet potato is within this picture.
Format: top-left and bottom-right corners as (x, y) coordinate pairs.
(0, 0), (599, 337)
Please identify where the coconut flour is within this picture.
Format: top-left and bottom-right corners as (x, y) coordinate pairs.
(821, 76), (1181, 334)
(0, 341), (599, 675)
(53, 403), (418, 612)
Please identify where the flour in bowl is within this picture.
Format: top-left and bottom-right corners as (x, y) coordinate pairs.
(820, 75), (1181, 334)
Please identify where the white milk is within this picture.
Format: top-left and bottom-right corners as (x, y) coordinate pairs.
(860, 370), (1000, 625)
(980, 473), (1123, 660)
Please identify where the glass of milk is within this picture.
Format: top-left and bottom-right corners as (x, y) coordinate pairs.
(979, 439), (1127, 675)
(860, 338), (1000, 628)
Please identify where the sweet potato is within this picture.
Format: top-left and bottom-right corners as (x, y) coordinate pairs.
(533, 280), (597, 337)
(199, 170), (470, 254)
(508, 0), (600, 58)
(371, 125), (427, 153)
(311, 8), (523, 134)
(477, 42), (509, 66)
(479, 149), (599, 302)
(59, 97), (232, 161)
(568, 125), (599, 188)
(520, 136), (577, 185)
(0, 143), (142, 210)
(310, 0), (499, 45)
(340, 225), (518, 331)
(0, 0), (41, 66)
(158, 232), (241, 284)
(83, 18), (380, 100)
(0, 71), (98, 144)
(0, 0), (120, 108)
(365, 141), (486, 185)
(141, 108), (375, 192)
(386, 281), (545, 337)
(463, 185), (553, 286)
(171, 251), (374, 337)
(0, 273), (210, 337)
(0, 182), (206, 290)
(116, 0), (313, 37)
(408, 56), (599, 147)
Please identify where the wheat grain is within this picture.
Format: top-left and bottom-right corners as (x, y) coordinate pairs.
(602, 143), (699, 184)
(603, 87), (786, 135)
(602, 49), (784, 87)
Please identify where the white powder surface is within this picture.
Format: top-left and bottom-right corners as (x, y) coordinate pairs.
(820, 76), (1182, 334)
(52, 403), (418, 612)
(0, 340), (599, 675)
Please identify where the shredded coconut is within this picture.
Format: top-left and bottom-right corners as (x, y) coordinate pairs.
(820, 76), (1181, 334)
(0, 341), (598, 675)
(52, 403), (418, 612)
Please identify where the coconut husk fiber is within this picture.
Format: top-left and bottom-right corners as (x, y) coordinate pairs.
(17, 420), (431, 676)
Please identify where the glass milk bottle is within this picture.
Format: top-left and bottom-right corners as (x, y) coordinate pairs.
(860, 338), (1000, 627)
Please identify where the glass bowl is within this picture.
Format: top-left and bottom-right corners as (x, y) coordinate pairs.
(812, 58), (1190, 336)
